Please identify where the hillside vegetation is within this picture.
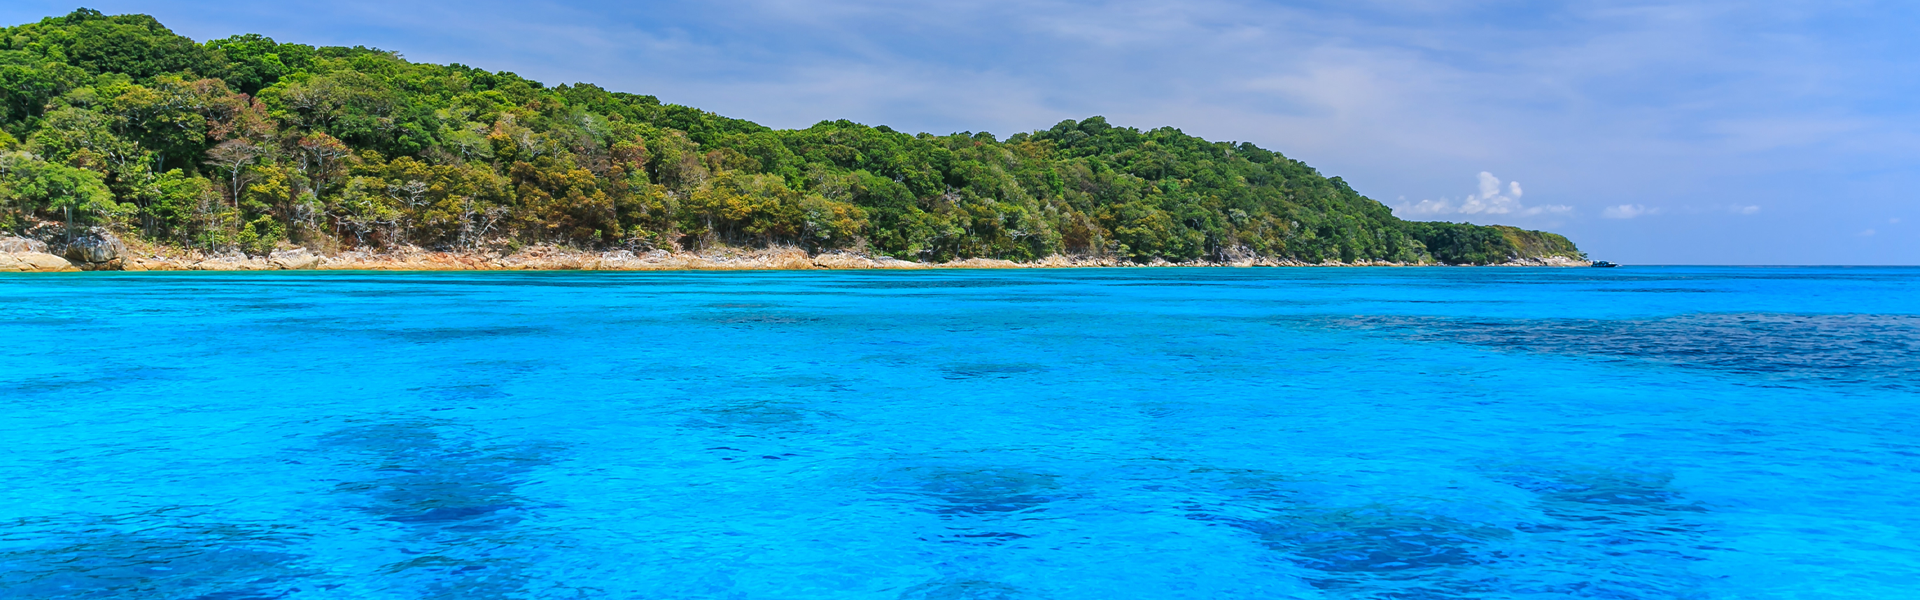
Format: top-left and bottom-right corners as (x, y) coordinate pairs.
(0, 9), (1582, 265)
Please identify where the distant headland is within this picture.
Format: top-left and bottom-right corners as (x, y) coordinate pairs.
(0, 10), (1586, 273)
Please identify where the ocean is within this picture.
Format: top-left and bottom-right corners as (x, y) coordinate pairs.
(1, 266), (1915, 599)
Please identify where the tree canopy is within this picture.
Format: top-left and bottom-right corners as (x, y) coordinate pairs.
(0, 9), (1583, 263)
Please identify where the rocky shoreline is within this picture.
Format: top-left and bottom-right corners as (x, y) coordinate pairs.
(0, 232), (1591, 273)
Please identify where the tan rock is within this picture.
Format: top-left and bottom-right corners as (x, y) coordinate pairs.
(941, 257), (1023, 269)
(1495, 256), (1591, 267)
(0, 237), (48, 254)
(269, 248), (323, 270)
(0, 252), (80, 272)
(194, 256), (272, 271)
(124, 257), (192, 271)
(810, 253), (880, 269)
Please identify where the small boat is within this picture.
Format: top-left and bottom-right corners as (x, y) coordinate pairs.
(1591, 261), (1618, 268)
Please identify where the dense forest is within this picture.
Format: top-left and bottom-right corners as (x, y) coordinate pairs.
(0, 9), (1582, 265)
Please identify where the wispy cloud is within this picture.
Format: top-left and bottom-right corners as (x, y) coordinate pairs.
(1603, 204), (1662, 219)
(1394, 172), (1571, 218)
(1602, 204), (1758, 218)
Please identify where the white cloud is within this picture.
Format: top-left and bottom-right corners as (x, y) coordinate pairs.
(1667, 204), (1760, 215)
(1603, 204), (1662, 219)
(1858, 229), (1877, 237)
(1893, 218), (1903, 224)
(1394, 171), (1571, 218)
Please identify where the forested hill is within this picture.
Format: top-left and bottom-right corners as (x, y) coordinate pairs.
(0, 9), (1583, 265)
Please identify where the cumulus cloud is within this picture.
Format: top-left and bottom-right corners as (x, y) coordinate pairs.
(1603, 204), (1661, 219)
(1394, 172), (1571, 218)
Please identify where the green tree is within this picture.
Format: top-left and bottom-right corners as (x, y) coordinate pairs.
(0, 150), (121, 237)
(0, 9), (1586, 263)
(52, 10), (227, 79)
(205, 34), (313, 95)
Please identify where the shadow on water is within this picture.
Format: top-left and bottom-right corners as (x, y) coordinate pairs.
(939, 363), (1047, 380)
(897, 578), (1035, 600)
(908, 468), (1060, 517)
(1285, 313), (1920, 390)
(1172, 461), (1718, 598)
(687, 302), (829, 329)
(1487, 465), (1706, 520)
(681, 400), (827, 433)
(319, 421), (561, 530)
(315, 420), (565, 598)
(866, 467), (1062, 599)
(1199, 507), (1509, 598)
(1478, 463), (1718, 597)
(867, 465), (1064, 551)
(415, 383), (512, 407)
(825, 277), (1066, 290)
(0, 517), (312, 599)
(376, 326), (551, 344)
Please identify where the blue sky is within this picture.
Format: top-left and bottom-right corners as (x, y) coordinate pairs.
(6, 1), (1916, 264)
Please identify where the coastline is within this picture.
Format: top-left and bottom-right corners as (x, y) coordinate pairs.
(1, 244), (1592, 273)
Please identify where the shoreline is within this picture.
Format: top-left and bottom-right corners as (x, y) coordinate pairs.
(1, 245), (1592, 273)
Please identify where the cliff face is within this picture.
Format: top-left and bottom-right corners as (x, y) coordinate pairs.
(0, 10), (1583, 267)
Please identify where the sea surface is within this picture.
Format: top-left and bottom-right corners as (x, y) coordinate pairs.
(1, 266), (1916, 599)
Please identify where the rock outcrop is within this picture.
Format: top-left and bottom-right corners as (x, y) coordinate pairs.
(192, 252), (274, 271)
(0, 235), (78, 272)
(55, 228), (128, 271)
(268, 248), (323, 270)
(1496, 255), (1591, 267)
(1, 237), (1594, 273)
(0, 251), (79, 272)
(1, 236), (49, 254)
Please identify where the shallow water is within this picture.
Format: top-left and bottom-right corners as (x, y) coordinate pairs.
(1, 266), (1916, 599)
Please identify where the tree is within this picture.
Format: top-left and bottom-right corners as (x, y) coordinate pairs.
(134, 169), (214, 244)
(332, 176), (399, 249)
(27, 106), (149, 185)
(0, 151), (120, 239)
(204, 139), (264, 208)
(56, 10), (228, 79)
(0, 10), (1585, 264)
(205, 34), (313, 95)
(0, 54), (88, 128)
(265, 70), (398, 144)
(102, 76), (249, 173)
(293, 132), (350, 197)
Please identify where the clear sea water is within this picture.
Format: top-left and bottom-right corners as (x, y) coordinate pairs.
(1, 266), (1917, 600)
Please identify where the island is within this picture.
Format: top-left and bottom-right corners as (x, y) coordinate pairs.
(1, 10), (1587, 272)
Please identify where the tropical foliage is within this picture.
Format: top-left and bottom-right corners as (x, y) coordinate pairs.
(0, 9), (1582, 264)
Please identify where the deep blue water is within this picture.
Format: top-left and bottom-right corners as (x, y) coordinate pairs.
(1, 266), (1917, 599)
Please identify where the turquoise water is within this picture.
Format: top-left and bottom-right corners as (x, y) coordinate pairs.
(1, 266), (1917, 599)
